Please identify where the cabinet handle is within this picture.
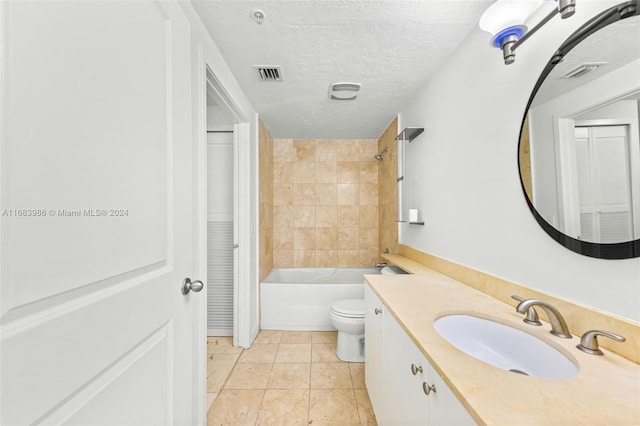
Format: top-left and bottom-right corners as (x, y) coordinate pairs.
(423, 381), (436, 396)
(374, 308), (382, 315)
(410, 363), (423, 375)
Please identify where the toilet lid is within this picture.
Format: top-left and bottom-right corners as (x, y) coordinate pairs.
(330, 299), (365, 318)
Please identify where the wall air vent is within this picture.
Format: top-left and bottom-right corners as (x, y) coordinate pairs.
(563, 62), (607, 79)
(255, 66), (282, 81)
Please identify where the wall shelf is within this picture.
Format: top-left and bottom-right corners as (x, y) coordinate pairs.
(396, 127), (424, 143)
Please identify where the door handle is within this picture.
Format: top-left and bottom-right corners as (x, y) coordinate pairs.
(181, 277), (204, 295)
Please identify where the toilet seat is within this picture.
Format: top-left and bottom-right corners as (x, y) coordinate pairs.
(330, 299), (365, 318)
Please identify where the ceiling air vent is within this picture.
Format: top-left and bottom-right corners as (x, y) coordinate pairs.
(563, 62), (606, 79)
(329, 82), (361, 100)
(255, 66), (282, 81)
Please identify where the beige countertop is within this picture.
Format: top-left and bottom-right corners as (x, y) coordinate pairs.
(365, 271), (640, 425)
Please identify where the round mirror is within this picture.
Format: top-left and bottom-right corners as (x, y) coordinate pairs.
(519, 2), (640, 259)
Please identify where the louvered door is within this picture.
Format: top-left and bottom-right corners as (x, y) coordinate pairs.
(206, 132), (234, 335)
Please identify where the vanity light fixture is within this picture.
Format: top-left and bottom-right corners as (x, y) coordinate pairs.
(480, 0), (577, 65)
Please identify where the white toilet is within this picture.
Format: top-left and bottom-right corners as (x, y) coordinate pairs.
(329, 299), (365, 362)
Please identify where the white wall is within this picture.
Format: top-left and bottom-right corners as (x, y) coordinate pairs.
(399, 0), (640, 322)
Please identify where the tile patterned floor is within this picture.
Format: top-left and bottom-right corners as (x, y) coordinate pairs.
(206, 331), (377, 425)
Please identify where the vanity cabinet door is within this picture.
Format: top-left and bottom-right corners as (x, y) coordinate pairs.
(385, 313), (429, 425)
(426, 366), (476, 426)
(364, 285), (386, 421)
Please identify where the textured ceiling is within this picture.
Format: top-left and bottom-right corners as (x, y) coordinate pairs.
(532, 15), (640, 107)
(191, 0), (493, 139)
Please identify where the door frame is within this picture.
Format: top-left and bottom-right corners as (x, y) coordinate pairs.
(192, 46), (253, 422)
(554, 89), (640, 239)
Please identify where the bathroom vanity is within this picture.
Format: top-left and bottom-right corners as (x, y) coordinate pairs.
(364, 270), (640, 425)
(365, 285), (474, 425)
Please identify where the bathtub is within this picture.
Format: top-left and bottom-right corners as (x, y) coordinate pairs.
(261, 267), (380, 331)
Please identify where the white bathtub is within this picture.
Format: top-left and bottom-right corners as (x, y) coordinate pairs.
(261, 267), (380, 331)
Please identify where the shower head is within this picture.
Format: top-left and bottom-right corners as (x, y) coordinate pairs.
(374, 147), (388, 161)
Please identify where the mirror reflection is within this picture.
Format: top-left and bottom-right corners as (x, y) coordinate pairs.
(520, 14), (640, 246)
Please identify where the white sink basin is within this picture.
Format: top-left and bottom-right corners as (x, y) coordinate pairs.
(433, 314), (578, 379)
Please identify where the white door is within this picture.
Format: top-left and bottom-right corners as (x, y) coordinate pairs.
(574, 125), (634, 242)
(1, 1), (200, 424)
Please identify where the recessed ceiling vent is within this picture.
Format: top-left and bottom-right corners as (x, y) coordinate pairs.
(255, 66), (282, 81)
(329, 82), (361, 101)
(563, 62), (606, 79)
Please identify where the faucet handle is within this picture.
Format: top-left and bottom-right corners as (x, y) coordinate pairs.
(577, 330), (626, 355)
(511, 295), (542, 326)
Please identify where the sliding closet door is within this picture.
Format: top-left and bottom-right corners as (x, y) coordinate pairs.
(207, 132), (234, 335)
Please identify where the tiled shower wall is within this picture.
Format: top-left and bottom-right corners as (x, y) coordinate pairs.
(272, 139), (380, 268)
(259, 119), (274, 282)
(377, 118), (398, 255)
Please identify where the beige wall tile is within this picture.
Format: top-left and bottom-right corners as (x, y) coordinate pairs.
(273, 161), (293, 183)
(273, 183), (293, 206)
(293, 139), (315, 162)
(358, 140), (379, 161)
(315, 140), (337, 161)
(315, 183), (337, 206)
(273, 139), (294, 161)
(377, 118), (398, 256)
(273, 206), (293, 228)
(273, 250), (293, 267)
(259, 119), (274, 283)
(268, 137), (380, 269)
(360, 183), (378, 206)
(316, 228), (337, 250)
(359, 206), (378, 228)
(315, 161), (337, 183)
(359, 161), (378, 183)
(338, 228), (359, 250)
(273, 228), (294, 250)
(293, 161), (316, 183)
(338, 206), (360, 228)
(359, 228), (379, 250)
(337, 161), (360, 183)
(293, 228), (316, 250)
(337, 250), (360, 267)
(336, 140), (360, 159)
(316, 250), (337, 267)
(359, 249), (378, 268)
(293, 183), (316, 206)
(337, 183), (359, 205)
(316, 205), (338, 228)
(293, 206), (315, 227)
(294, 250), (316, 267)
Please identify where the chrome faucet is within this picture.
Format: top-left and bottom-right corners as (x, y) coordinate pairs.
(375, 262), (388, 268)
(515, 299), (572, 339)
(577, 330), (626, 355)
(511, 295), (542, 326)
